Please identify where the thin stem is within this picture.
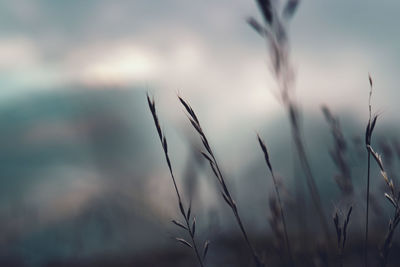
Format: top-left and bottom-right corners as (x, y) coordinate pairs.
(365, 151), (370, 267)
(184, 215), (204, 267)
(271, 170), (293, 265)
(338, 243), (343, 267)
(234, 209), (262, 266)
(340, 252), (343, 267)
(290, 117), (332, 244)
(209, 141), (262, 266)
(179, 96), (263, 266)
(365, 75), (373, 267)
(258, 135), (293, 265)
(148, 94), (205, 267)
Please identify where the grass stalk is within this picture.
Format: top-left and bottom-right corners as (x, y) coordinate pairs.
(368, 142), (400, 267)
(248, 0), (331, 243)
(257, 134), (294, 265)
(365, 74), (374, 267)
(179, 96), (264, 267)
(333, 206), (352, 267)
(289, 107), (332, 243)
(147, 94), (207, 267)
(365, 150), (370, 267)
(322, 105), (353, 195)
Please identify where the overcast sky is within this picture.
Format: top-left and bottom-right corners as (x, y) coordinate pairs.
(1, 0), (400, 126)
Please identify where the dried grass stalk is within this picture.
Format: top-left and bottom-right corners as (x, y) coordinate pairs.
(333, 206), (352, 267)
(257, 134), (294, 265)
(248, 0), (331, 243)
(147, 94), (208, 267)
(179, 96), (264, 267)
(322, 106), (353, 195)
(367, 142), (400, 267)
(365, 74), (377, 267)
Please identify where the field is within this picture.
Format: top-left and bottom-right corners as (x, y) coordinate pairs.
(1, 0), (400, 266)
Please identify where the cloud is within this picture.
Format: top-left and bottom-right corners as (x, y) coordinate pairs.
(0, 36), (67, 93)
(0, 37), (38, 70)
(0, 0), (399, 119)
(72, 43), (161, 87)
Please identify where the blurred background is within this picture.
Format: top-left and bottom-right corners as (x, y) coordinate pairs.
(1, 0), (400, 266)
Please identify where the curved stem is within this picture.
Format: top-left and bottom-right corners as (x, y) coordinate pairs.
(290, 118), (332, 244)
(365, 151), (370, 267)
(183, 213), (204, 267)
(271, 170), (294, 266)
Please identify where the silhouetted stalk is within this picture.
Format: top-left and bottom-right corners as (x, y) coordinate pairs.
(367, 133), (400, 267)
(258, 135), (294, 265)
(147, 94), (207, 267)
(289, 106), (332, 243)
(322, 105), (353, 195)
(365, 75), (373, 267)
(365, 152), (370, 267)
(333, 207), (352, 267)
(248, 0), (331, 243)
(179, 96), (264, 267)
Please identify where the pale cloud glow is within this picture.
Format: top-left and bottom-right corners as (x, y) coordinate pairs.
(78, 44), (159, 87)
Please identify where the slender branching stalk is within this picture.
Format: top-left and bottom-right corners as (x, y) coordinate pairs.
(178, 96), (264, 267)
(365, 74), (376, 267)
(368, 145), (400, 267)
(257, 134), (294, 265)
(322, 106), (353, 195)
(147, 94), (209, 267)
(289, 108), (332, 243)
(333, 206), (353, 267)
(380, 208), (400, 267)
(248, 0), (331, 243)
